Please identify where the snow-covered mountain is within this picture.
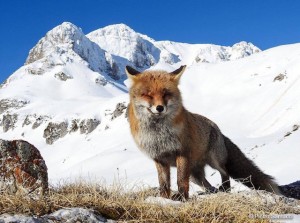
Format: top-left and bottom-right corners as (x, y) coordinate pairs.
(0, 22), (299, 191)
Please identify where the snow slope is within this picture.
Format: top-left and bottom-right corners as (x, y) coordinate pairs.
(0, 22), (299, 192)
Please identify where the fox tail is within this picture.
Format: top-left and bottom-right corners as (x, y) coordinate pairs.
(223, 135), (281, 195)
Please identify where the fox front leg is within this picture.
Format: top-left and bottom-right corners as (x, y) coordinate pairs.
(155, 161), (171, 198)
(172, 155), (190, 201)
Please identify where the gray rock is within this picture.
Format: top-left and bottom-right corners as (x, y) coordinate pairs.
(195, 56), (209, 63)
(25, 39), (45, 65)
(273, 73), (287, 82)
(1, 114), (18, 132)
(43, 122), (68, 144)
(22, 115), (32, 127)
(111, 102), (127, 120)
(160, 51), (180, 65)
(54, 72), (73, 81)
(292, 125), (299, 132)
(79, 119), (100, 134)
(0, 99), (28, 114)
(95, 76), (108, 86)
(25, 67), (44, 75)
(0, 208), (114, 223)
(0, 78), (9, 89)
(69, 119), (79, 133)
(46, 208), (112, 223)
(22, 115), (49, 129)
(32, 116), (47, 129)
(0, 214), (45, 223)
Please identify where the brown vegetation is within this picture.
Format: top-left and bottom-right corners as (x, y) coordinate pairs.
(0, 182), (299, 223)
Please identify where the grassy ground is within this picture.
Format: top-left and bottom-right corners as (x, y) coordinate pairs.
(0, 182), (299, 223)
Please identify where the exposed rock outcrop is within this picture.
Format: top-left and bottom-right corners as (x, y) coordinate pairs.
(25, 67), (44, 75)
(95, 76), (108, 86)
(32, 116), (47, 129)
(69, 119), (79, 133)
(22, 115), (50, 129)
(111, 102), (127, 120)
(0, 99), (28, 114)
(42, 118), (100, 144)
(274, 73), (287, 82)
(0, 208), (113, 223)
(54, 71), (73, 81)
(43, 122), (68, 144)
(1, 114), (18, 132)
(22, 115), (32, 127)
(0, 139), (48, 196)
(79, 119), (100, 134)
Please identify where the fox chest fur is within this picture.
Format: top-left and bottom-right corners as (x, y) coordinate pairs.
(133, 115), (182, 161)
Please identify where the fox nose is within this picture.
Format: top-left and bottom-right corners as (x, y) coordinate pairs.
(156, 105), (164, 113)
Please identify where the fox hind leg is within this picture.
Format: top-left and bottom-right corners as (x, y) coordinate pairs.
(219, 170), (230, 192)
(207, 154), (231, 192)
(190, 165), (217, 193)
(211, 162), (231, 192)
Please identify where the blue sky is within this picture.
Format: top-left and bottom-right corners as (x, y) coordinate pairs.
(1, 0), (300, 83)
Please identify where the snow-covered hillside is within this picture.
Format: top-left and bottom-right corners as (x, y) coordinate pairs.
(0, 22), (299, 191)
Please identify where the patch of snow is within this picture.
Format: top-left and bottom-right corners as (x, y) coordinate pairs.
(145, 196), (182, 206)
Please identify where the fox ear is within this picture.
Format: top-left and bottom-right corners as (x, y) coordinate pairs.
(170, 65), (186, 81)
(125, 66), (141, 79)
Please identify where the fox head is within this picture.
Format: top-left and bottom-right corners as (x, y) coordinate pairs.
(126, 65), (186, 119)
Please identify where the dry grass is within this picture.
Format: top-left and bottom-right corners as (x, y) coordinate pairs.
(0, 182), (299, 223)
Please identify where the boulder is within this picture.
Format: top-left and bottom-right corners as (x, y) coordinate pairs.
(0, 139), (48, 196)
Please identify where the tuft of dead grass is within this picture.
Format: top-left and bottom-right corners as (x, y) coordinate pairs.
(0, 182), (299, 223)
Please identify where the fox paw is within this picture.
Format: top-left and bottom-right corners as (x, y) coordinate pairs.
(171, 192), (188, 202)
(205, 186), (218, 193)
(197, 187), (218, 195)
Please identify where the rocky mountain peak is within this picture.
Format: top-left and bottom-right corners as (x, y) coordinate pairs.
(230, 41), (261, 60)
(24, 22), (113, 79)
(25, 22), (84, 65)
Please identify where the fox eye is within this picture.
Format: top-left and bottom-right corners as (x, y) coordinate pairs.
(141, 93), (153, 99)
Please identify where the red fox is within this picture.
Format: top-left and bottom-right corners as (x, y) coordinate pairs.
(126, 65), (281, 200)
